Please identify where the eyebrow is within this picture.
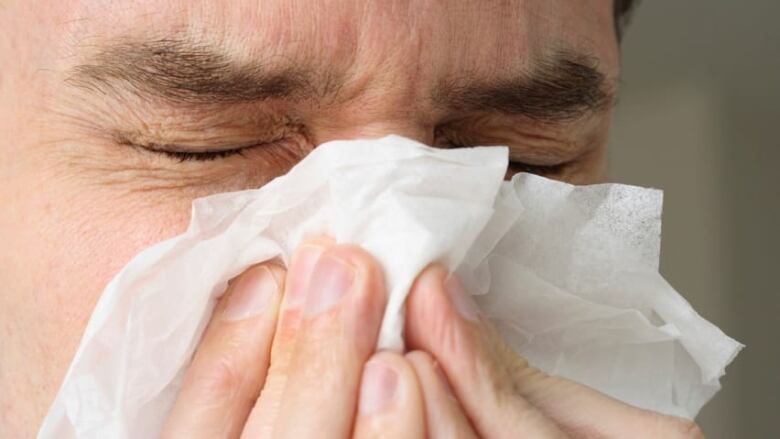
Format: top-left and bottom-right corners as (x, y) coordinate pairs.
(67, 38), (320, 104)
(434, 52), (613, 121)
(68, 38), (612, 121)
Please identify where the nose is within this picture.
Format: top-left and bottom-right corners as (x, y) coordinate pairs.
(310, 119), (435, 147)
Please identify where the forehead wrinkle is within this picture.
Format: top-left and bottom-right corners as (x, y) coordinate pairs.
(180, 0), (366, 101)
(57, 0), (617, 122)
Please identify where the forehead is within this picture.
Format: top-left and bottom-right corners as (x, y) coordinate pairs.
(52, 0), (618, 84)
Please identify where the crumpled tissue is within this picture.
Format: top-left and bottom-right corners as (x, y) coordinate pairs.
(39, 135), (742, 438)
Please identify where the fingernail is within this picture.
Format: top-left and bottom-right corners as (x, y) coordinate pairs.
(444, 274), (480, 322)
(304, 254), (355, 315)
(358, 359), (398, 415)
(286, 245), (326, 307)
(223, 266), (279, 321)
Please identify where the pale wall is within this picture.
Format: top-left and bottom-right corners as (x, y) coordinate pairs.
(608, 2), (780, 437)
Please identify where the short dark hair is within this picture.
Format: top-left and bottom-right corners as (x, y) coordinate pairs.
(614, 0), (639, 40)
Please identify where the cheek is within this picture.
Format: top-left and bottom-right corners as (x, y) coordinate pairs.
(0, 178), (191, 415)
(37, 193), (190, 315)
(37, 188), (190, 338)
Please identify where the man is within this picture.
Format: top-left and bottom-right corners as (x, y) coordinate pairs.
(0, 0), (704, 437)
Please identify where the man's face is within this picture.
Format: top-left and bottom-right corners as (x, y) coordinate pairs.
(0, 0), (618, 433)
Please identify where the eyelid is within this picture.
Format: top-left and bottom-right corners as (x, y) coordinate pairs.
(114, 121), (288, 161)
(152, 148), (246, 162)
(126, 133), (574, 174)
(436, 136), (571, 164)
(507, 161), (567, 176)
(434, 135), (576, 178)
(121, 131), (317, 167)
(120, 138), (260, 162)
(434, 117), (591, 166)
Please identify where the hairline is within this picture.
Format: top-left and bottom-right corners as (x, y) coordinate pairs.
(614, 0), (640, 41)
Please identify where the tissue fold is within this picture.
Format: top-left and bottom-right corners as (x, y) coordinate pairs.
(39, 135), (742, 438)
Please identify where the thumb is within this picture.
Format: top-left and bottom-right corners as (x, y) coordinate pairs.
(405, 264), (567, 438)
(405, 264), (703, 439)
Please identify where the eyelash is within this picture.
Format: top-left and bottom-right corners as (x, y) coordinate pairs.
(123, 138), (257, 163)
(154, 148), (247, 162)
(508, 161), (566, 175)
(134, 139), (568, 176)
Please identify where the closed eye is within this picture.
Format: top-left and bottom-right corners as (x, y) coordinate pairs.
(121, 134), (571, 177)
(117, 136), (269, 162)
(507, 161), (567, 175)
(136, 146), (249, 162)
(434, 137), (570, 176)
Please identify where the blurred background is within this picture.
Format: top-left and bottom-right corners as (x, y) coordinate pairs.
(608, 1), (779, 437)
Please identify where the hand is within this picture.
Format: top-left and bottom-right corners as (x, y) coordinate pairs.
(405, 264), (706, 438)
(161, 238), (435, 438)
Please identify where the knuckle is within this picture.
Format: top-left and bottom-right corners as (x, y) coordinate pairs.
(188, 354), (245, 403)
(677, 419), (705, 439)
(292, 345), (351, 393)
(652, 414), (705, 439)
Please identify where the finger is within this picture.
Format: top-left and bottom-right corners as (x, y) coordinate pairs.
(274, 236), (336, 358)
(273, 236), (335, 363)
(161, 262), (285, 439)
(405, 351), (477, 439)
(245, 244), (387, 438)
(352, 351), (425, 439)
(405, 265), (568, 438)
(511, 375), (706, 439)
(406, 266), (702, 439)
(242, 237), (334, 435)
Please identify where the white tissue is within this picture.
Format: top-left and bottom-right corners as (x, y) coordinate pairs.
(39, 135), (742, 438)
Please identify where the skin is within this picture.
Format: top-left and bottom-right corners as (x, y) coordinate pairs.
(0, 0), (702, 437)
